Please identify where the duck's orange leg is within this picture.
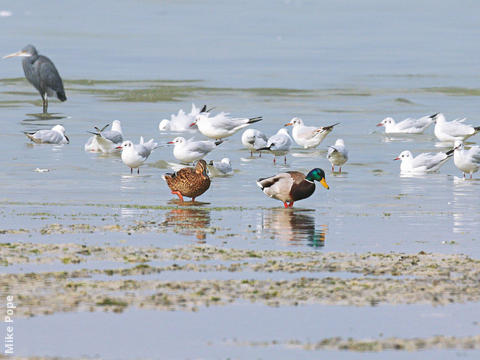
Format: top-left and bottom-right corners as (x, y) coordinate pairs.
(191, 197), (196, 202)
(283, 202), (289, 208)
(171, 191), (184, 202)
(288, 201), (294, 208)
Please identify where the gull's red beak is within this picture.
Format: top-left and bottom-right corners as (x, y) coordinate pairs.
(376, 123), (384, 127)
(167, 141), (174, 144)
(189, 122), (196, 127)
(115, 146), (122, 149)
(394, 157), (400, 160)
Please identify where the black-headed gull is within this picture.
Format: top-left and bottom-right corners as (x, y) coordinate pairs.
(116, 137), (158, 174)
(453, 141), (480, 179)
(84, 120), (123, 153)
(191, 111), (262, 140)
(284, 117), (339, 149)
(257, 128), (293, 164)
(434, 113), (480, 142)
(159, 104), (207, 132)
(208, 158), (233, 176)
(376, 114), (437, 134)
(327, 139), (349, 173)
(168, 137), (223, 163)
(25, 125), (69, 144)
(394, 150), (452, 174)
(241, 128), (268, 156)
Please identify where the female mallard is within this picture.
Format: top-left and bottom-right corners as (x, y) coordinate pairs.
(257, 168), (329, 208)
(163, 159), (211, 202)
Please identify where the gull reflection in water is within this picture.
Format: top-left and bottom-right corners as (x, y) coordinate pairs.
(119, 173), (152, 191)
(260, 209), (327, 248)
(452, 177), (480, 234)
(162, 204), (211, 240)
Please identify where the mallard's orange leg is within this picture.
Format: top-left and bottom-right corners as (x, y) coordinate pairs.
(191, 197), (196, 202)
(288, 201), (294, 208)
(171, 191), (184, 202)
(283, 202), (289, 208)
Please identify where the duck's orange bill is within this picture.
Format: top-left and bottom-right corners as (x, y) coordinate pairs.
(320, 178), (329, 190)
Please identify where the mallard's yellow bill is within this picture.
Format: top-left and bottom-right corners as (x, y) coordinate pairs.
(320, 178), (329, 189)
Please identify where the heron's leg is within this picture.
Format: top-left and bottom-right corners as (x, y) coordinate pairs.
(42, 94), (48, 113)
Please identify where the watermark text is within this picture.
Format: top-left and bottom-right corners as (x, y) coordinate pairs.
(4, 295), (15, 355)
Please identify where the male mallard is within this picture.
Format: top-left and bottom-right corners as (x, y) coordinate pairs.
(163, 159), (211, 202)
(257, 168), (329, 208)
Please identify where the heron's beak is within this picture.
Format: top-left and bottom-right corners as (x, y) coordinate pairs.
(320, 178), (329, 190)
(3, 51), (31, 59)
(284, 122), (293, 126)
(394, 157), (400, 160)
(376, 123), (384, 127)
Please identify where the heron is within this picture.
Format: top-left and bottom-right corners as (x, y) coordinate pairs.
(3, 45), (67, 113)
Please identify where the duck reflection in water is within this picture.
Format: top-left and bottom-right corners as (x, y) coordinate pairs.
(261, 209), (327, 248)
(162, 204), (211, 240)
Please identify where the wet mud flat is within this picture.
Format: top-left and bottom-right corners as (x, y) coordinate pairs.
(1, 213), (480, 359)
(0, 198), (479, 359)
(3, 244), (480, 314)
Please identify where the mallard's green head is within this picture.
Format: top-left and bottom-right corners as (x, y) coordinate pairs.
(306, 168), (329, 189)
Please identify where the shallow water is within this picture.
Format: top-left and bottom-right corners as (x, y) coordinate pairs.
(1, 0), (480, 359)
(15, 305), (480, 360)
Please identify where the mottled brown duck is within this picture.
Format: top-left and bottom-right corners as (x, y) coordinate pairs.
(257, 168), (329, 208)
(163, 159), (210, 202)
